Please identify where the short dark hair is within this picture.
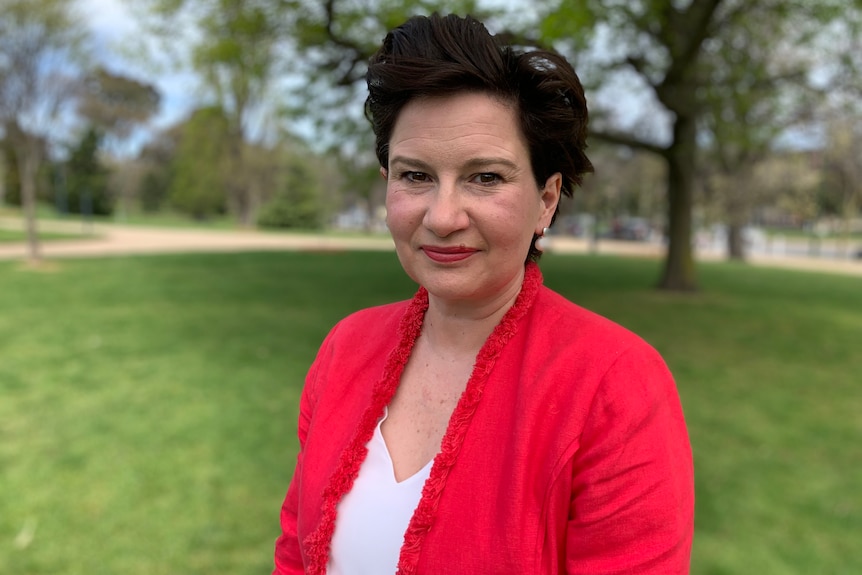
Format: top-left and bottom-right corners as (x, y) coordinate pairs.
(365, 13), (593, 261)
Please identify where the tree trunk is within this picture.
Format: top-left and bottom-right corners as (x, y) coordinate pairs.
(658, 114), (698, 291)
(13, 132), (42, 263)
(727, 223), (746, 260)
(722, 164), (754, 262)
(227, 134), (254, 227)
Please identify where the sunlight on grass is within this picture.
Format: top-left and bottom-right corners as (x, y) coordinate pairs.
(0, 229), (98, 244)
(1, 251), (860, 574)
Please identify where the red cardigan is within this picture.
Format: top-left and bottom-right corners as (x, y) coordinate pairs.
(273, 264), (694, 574)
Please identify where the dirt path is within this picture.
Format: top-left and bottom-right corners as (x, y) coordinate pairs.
(0, 218), (395, 260)
(1, 217), (860, 278)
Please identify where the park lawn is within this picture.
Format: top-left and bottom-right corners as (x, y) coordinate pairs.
(0, 229), (97, 244)
(0, 251), (859, 574)
(1, 205), (237, 231)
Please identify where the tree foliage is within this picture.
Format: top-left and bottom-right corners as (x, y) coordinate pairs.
(65, 126), (113, 216)
(284, 0), (485, 153)
(77, 66), (161, 142)
(129, 0), (292, 225)
(256, 153), (325, 230)
(136, 123), (182, 213)
(168, 106), (230, 219)
(818, 120), (862, 225)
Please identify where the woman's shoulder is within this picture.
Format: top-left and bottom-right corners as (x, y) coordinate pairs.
(316, 298), (418, 359)
(306, 298), (417, 390)
(332, 298), (414, 337)
(527, 284), (675, 394)
(527, 285), (679, 425)
(532, 285), (650, 351)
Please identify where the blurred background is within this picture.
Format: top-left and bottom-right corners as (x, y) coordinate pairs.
(1, 0), (860, 278)
(1, 1), (860, 574)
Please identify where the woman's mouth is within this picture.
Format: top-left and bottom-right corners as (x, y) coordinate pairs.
(421, 245), (478, 263)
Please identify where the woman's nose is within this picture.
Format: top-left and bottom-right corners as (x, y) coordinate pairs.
(422, 183), (469, 237)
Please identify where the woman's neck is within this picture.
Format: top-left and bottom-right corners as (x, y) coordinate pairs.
(421, 273), (524, 358)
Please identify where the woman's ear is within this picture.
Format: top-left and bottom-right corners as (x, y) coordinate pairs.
(538, 173), (562, 228)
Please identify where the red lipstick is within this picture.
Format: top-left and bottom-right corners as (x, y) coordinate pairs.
(421, 245), (477, 263)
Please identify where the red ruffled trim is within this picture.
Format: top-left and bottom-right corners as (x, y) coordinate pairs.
(303, 264), (543, 574)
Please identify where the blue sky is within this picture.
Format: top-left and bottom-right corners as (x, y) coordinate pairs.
(77, 0), (197, 138)
(76, 0), (320, 153)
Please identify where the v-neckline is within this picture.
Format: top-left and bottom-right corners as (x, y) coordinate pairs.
(375, 408), (435, 485)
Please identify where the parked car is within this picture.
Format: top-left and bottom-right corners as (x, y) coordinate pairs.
(608, 217), (651, 241)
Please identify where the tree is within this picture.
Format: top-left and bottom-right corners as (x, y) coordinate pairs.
(65, 126), (112, 216)
(256, 153), (325, 230)
(129, 0), (292, 226)
(284, 0), (483, 144)
(77, 66), (161, 144)
(258, 137), (339, 230)
(168, 106), (230, 219)
(535, 0), (861, 288)
(819, 119), (862, 236)
(135, 122), (183, 214)
(746, 150), (821, 229)
(1, 137), (21, 206)
(1, 135), (58, 208)
(579, 146), (666, 241)
(0, 0), (86, 262)
(77, 67), (160, 218)
(696, 7), (802, 260)
(139, 167), (171, 213)
(78, 66), (161, 138)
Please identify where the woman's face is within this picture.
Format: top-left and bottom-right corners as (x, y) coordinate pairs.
(384, 91), (561, 306)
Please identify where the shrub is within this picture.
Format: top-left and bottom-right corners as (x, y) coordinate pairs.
(257, 186), (323, 229)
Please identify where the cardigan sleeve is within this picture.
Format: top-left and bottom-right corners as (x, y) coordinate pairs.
(272, 325), (338, 574)
(565, 343), (694, 574)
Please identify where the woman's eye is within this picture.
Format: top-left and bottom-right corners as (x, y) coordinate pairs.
(474, 173), (501, 185)
(404, 171), (429, 183)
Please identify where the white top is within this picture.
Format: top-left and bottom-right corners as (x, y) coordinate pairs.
(327, 409), (434, 575)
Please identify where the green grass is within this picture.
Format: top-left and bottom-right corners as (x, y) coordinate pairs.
(2, 204), (391, 238)
(1, 204), (238, 231)
(107, 210), (238, 230)
(1, 251), (860, 574)
(0, 229), (97, 244)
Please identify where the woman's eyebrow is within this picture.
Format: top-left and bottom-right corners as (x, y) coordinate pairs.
(390, 156), (519, 172)
(462, 157), (519, 171)
(389, 156), (432, 170)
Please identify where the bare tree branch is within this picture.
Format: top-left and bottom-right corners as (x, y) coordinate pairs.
(589, 129), (668, 157)
(323, 0), (368, 86)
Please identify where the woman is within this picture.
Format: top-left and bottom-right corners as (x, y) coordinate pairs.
(274, 13), (694, 575)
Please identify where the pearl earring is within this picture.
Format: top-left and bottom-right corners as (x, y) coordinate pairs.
(535, 227), (550, 252)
